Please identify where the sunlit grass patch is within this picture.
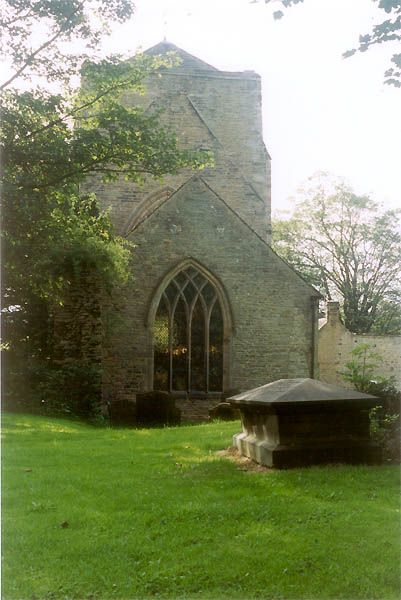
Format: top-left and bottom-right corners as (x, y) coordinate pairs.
(2, 413), (400, 599)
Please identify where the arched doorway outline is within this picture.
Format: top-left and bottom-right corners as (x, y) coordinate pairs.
(146, 258), (234, 394)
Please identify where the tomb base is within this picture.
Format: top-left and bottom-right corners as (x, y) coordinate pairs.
(233, 432), (382, 469)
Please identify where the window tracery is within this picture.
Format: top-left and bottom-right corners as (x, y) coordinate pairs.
(153, 266), (223, 393)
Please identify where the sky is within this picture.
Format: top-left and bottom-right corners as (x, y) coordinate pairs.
(98, 0), (401, 215)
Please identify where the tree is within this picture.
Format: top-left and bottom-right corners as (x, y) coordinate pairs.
(262, 0), (401, 87)
(0, 0), (135, 89)
(1, 57), (208, 345)
(272, 174), (401, 334)
(1, 1), (209, 413)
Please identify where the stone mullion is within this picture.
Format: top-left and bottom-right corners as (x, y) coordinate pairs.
(187, 299), (193, 393)
(189, 284), (207, 393)
(204, 301), (210, 395)
(170, 281), (190, 393)
(162, 292), (173, 394)
(205, 296), (218, 394)
(159, 270), (224, 395)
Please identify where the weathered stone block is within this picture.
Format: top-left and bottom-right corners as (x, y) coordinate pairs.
(229, 379), (382, 468)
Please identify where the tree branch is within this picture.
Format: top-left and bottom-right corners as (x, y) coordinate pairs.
(0, 1), (85, 90)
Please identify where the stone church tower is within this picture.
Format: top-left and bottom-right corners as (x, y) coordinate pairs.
(92, 42), (320, 420)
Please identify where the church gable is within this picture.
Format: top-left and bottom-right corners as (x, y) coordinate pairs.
(128, 176), (318, 298)
(122, 155), (267, 239)
(118, 176), (318, 402)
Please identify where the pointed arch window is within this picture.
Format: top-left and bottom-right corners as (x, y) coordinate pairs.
(153, 266), (223, 394)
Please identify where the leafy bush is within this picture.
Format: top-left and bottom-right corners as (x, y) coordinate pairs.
(3, 360), (102, 421)
(37, 362), (102, 420)
(342, 343), (400, 463)
(367, 382), (400, 464)
(342, 342), (388, 392)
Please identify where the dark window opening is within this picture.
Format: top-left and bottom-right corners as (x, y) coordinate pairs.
(153, 267), (224, 394)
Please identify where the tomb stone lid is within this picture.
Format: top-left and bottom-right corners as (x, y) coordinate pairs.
(227, 378), (378, 406)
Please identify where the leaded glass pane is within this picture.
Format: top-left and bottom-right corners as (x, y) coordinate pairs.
(182, 280), (197, 304)
(172, 297), (188, 390)
(174, 271), (187, 287)
(209, 301), (223, 391)
(190, 299), (206, 391)
(153, 267), (224, 394)
(202, 282), (215, 305)
(153, 297), (170, 391)
(164, 282), (177, 305)
(190, 271), (204, 289)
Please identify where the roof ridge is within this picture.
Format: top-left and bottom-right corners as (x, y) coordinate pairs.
(125, 176), (320, 297)
(198, 177), (321, 296)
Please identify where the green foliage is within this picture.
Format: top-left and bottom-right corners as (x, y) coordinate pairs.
(272, 173), (401, 334)
(342, 343), (400, 463)
(263, 0), (401, 86)
(1, 1), (212, 417)
(370, 381), (400, 464)
(370, 398), (400, 463)
(1, 56), (209, 317)
(3, 360), (103, 421)
(37, 362), (103, 420)
(2, 414), (400, 599)
(0, 0), (136, 89)
(342, 342), (388, 392)
(369, 295), (401, 334)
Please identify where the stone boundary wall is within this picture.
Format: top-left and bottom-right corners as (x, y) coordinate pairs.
(318, 302), (401, 391)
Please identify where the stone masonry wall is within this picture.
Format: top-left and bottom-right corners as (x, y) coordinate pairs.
(318, 302), (401, 391)
(90, 42), (271, 243)
(101, 176), (319, 418)
(88, 43), (319, 421)
(53, 274), (102, 366)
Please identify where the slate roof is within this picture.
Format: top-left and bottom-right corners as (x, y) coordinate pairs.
(228, 378), (378, 406)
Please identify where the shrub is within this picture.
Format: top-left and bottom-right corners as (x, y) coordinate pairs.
(342, 342), (388, 392)
(367, 382), (400, 464)
(342, 343), (400, 463)
(39, 362), (102, 420)
(3, 360), (102, 421)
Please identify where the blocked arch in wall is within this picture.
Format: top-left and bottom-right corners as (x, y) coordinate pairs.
(146, 259), (233, 396)
(123, 186), (175, 236)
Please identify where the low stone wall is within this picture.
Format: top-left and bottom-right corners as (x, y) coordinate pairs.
(318, 302), (401, 391)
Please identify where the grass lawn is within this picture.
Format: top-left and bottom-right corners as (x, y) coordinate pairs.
(2, 413), (400, 599)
